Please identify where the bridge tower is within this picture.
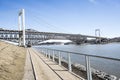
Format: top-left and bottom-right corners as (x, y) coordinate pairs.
(95, 29), (101, 43)
(18, 9), (26, 47)
(95, 29), (100, 37)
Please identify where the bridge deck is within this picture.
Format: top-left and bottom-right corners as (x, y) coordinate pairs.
(27, 48), (84, 80)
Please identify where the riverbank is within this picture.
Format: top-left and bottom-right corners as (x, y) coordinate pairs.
(0, 41), (26, 80)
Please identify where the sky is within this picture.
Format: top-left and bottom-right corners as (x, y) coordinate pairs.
(0, 0), (120, 38)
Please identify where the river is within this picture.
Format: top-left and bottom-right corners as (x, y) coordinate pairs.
(34, 42), (120, 78)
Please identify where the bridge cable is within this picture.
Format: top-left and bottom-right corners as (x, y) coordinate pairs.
(27, 10), (71, 33)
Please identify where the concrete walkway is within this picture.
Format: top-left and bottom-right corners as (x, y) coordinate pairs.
(22, 50), (35, 80)
(27, 48), (84, 80)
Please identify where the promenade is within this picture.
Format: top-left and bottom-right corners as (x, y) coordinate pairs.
(26, 48), (84, 80)
(0, 41), (84, 80)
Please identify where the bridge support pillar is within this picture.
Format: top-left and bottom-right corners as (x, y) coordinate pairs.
(18, 9), (26, 47)
(95, 29), (101, 44)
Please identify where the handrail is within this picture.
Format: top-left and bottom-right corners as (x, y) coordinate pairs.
(38, 47), (120, 61)
(37, 47), (120, 80)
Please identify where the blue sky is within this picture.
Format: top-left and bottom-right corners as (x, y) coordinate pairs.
(0, 0), (120, 38)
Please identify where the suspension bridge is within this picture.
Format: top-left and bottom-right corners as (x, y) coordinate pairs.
(0, 9), (107, 47)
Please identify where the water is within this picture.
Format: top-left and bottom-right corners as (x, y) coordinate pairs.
(34, 43), (120, 78)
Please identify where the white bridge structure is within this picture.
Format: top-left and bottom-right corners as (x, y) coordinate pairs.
(18, 9), (25, 47)
(0, 9), (108, 46)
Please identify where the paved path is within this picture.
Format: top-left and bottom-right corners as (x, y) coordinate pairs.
(22, 50), (35, 80)
(27, 48), (84, 80)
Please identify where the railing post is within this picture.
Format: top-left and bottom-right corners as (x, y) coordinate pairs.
(45, 49), (47, 57)
(85, 56), (92, 80)
(52, 50), (55, 61)
(41, 49), (43, 54)
(40, 48), (41, 52)
(48, 49), (50, 59)
(68, 53), (72, 72)
(58, 51), (61, 65)
(43, 49), (45, 55)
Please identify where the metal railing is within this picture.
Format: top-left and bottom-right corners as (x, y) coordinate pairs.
(36, 47), (120, 80)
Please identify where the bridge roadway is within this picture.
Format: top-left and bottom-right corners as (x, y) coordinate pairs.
(0, 29), (106, 44)
(27, 48), (84, 80)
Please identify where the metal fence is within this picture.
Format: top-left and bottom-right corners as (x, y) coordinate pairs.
(36, 47), (120, 80)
